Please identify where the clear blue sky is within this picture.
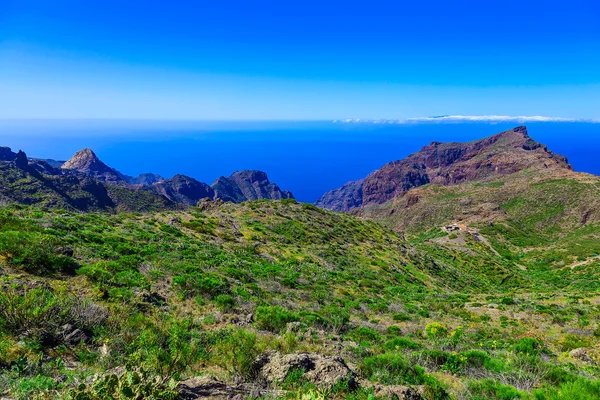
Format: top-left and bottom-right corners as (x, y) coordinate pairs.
(1, 0), (599, 120)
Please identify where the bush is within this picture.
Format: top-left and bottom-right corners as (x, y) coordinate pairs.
(534, 377), (600, 400)
(0, 231), (78, 274)
(0, 287), (107, 346)
(361, 353), (427, 385)
(559, 334), (591, 352)
(172, 272), (229, 299)
(466, 379), (523, 400)
(213, 328), (262, 380)
(384, 337), (419, 351)
(425, 322), (448, 339)
(255, 305), (299, 332)
(347, 326), (381, 344)
(307, 305), (350, 333)
(515, 337), (544, 355)
(215, 294), (236, 312)
(392, 312), (412, 322)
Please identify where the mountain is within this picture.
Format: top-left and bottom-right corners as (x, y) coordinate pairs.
(316, 126), (571, 211)
(212, 170), (294, 203)
(2, 132), (600, 399)
(152, 174), (215, 205)
(61, 148), (128, 185)
(127, 172), (164, 185)
(0, 147), (175, 212)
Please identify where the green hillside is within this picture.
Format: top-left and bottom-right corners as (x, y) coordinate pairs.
(1, 200), (599, 399)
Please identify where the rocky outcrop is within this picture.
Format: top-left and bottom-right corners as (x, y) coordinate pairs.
(61, 149), (126, 185)
(314, 178), (364, 212)
(212, 170), (294, 203)
(152, 174), (215, 206)
(252, 351), (356, 389)
(0, 146), (17, 161)
(316, 126), (573, 211)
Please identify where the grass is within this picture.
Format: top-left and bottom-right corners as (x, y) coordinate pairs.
(0, 201), (599, 399)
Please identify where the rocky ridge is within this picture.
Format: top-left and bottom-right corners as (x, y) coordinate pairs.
(316, 126), (572, 211)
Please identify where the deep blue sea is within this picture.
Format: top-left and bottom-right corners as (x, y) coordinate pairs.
(0, 120), (598, 202)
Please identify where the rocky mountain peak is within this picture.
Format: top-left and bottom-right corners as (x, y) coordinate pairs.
(62, 148), (110, 173)
(61, 148), (126, 185)
(316, 126), (572, 211)
(212, 170), (294, 203)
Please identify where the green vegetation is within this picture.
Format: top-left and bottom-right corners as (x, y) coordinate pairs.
(0, 200), (599, 399)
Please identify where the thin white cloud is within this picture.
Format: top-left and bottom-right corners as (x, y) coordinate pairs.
(335, 115), (599, 124)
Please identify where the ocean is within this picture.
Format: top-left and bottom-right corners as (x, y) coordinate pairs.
(0, 120), (598, 202)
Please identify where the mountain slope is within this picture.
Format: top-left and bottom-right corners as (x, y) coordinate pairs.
(1, 200), (599, 399)
(212, 170), (294, 203)
(0, 147), (175, 212)
(316, 126), (571, 211)
(152, 174), (215, 205)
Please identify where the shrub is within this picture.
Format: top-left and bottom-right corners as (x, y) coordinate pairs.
(172, 272), (229, 299)
(425, 322), (448, 339)
(392, 312), (412, 322)
(0, 287), (107, 346)
(347, 326), (381, 344)
(309, 305), (350, 333)
(384, 337), (419, 351)
(255, 305), (299, 332)
(559, 334), (591, 352)
(213, 328), (262, 380)
(215, 294), (236, 312)
(514, 337), (544, 355)
(0, 231), (78, 274)
(132, 316), (202, 377)
(361, 353), (427, 385)
(466, 379), (523, 400)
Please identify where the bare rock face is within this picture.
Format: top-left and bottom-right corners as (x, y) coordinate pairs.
(0, 146), (17, 161)
(212, 170), (294, 203)
(252, 351), (357, 389)
(314, 178), (364, 212)
(61, 148), (126, 185)
(315, 126), (573, 211)
(152, 174), (215, 206)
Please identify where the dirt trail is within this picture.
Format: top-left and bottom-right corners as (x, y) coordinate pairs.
(569, 254), (600, 270)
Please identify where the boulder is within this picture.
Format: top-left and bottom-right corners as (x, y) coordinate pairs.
(252, 351), (356, 389)
(569, 348), (594, 363)
(57, 323), (90, 345)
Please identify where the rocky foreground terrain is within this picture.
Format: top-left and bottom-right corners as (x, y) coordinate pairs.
(0, 126), (599, 399)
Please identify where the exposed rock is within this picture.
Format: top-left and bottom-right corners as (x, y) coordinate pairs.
(252, 351), (356, 389)
(196, 197), (225, 211)
(0, 146), (17, 161)
(153, 174), (215, 206)
(569, 348), (594, 363)
(14, 150), (29, 170)
(178, 375), (275, 399)
(56, 323), (90, 345)
(316, 126), (573, 211)
(367, 383), (424, 400)
(212, 170), (294, 203)
(314, 178), (364, 211)
(61, 148), (127, 185)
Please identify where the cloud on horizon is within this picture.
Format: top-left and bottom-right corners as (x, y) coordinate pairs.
(337, 115), (599, 124)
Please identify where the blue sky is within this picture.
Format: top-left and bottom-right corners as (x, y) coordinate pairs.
(1, 0), (599, 120)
